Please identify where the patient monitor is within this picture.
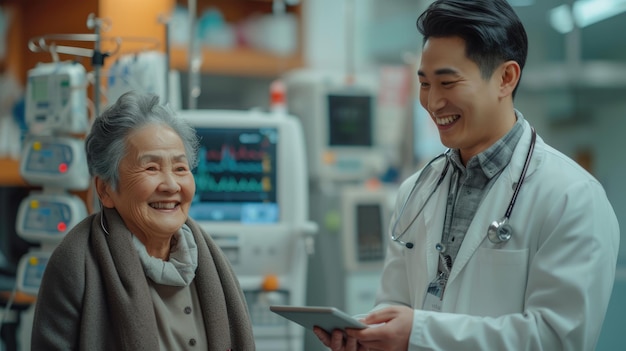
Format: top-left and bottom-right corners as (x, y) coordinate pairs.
(284, 69), (385, 181)
(179, 109), (316, 351)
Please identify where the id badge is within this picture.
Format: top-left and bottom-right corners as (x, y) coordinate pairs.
(422, 274), (446, 312)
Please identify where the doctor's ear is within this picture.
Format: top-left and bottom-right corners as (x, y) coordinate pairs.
(95, 176), (115, 208)
(497, 60), (521, 98)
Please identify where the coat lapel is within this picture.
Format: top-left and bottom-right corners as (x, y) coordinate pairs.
(422, 160), (453, 282)
(446, 122), (540, 287)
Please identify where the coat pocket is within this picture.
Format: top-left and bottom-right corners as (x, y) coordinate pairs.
(467, 248), (530, 316)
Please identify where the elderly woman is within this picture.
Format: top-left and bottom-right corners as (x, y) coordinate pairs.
(31, 91), (256, 350)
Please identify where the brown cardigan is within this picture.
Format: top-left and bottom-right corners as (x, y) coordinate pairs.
(31, 207), (256, 350)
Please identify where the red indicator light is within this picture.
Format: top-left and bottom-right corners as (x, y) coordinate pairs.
(58, 163), (68, 173)
(57, 222), (67, 232)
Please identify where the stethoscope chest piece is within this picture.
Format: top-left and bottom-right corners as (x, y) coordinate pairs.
(487, 217), (512, 244)
(485, 126), (537, 245)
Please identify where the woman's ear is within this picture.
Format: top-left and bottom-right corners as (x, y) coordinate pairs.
(498, 60), (521, 98)
(95, 176), (115, 208)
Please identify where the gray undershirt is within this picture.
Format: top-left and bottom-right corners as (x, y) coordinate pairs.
(438, 113), (525, 275)
(149, 280), (209, 351)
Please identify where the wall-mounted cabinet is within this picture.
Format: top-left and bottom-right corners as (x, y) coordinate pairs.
(170, 46), (303, 77)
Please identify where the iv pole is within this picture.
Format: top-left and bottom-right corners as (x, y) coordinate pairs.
(87, 14), (105, 119)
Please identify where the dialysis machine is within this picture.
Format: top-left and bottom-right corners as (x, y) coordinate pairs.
(178, 109), (317, 351)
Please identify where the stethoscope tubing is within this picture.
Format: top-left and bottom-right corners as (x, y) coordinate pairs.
(391, 126), (537, 247)
(391, 151), (450, 244)
(502, 127), (536, 220)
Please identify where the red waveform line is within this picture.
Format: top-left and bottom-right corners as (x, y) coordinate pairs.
(205, 145), (266, 161)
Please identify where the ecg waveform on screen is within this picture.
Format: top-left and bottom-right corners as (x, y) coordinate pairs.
(206, 145), (265, 161)
(196, 175), (272, 192)
(195, 142), (275, 196)
(198, 145), (270, 174)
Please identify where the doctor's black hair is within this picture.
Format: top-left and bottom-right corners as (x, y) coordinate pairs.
(416, 0), (528, 97)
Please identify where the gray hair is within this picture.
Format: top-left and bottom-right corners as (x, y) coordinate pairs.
(85, 91), (199, 190)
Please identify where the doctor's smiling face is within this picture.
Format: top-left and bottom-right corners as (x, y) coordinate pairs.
(418, 36), (519, 164)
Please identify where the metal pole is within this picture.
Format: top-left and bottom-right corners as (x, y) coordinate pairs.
(93, 19), (102, 118)
(161, 15), (171, 105)
(187, 0), (200, 109)
(345, 0), (355, 85)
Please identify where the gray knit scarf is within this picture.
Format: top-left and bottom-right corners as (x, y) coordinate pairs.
(132, 224), (198, 286)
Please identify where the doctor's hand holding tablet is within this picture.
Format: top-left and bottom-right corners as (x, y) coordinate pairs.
(312, 306), (413, 351)
(270, 306), (413, 351)
(270, 305), (406, 350)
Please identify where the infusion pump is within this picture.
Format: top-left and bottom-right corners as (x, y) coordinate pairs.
(19, 135), (90, 190)
(16, 193), (88, 244)
(15, 60), (91, 300)
(16, 250), (52, 296)
(25, 61), (88, 135)
(15, 193), (87, 295)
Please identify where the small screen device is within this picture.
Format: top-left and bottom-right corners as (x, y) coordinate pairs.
(283, 70), (384, 181)
(25, 61), (88, 134)
(341, 185), (392, 271)
(19, 135), (90, 190)
(322, 89), (378, 179)
(16, 250), (51, 296)
(327, 93), (373, 147)
(269, 305), (367, 334)
(355, 203), (385, 262)
(16, 193), (88, 243)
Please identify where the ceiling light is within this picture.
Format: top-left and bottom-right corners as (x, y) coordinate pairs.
(550, 0), (626, 33)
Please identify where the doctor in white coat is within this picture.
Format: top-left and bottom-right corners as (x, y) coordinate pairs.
(313, 0), (620, 350)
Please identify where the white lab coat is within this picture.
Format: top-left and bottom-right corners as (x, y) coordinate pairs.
(376, 120), (620, 351)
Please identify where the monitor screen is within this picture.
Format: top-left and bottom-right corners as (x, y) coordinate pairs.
(355, 203), (385, 262)
(327, 94), (373, 147)
(189, 127), (279, 223)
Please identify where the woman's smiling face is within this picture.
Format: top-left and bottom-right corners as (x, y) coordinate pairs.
(98, 123), (196, 243)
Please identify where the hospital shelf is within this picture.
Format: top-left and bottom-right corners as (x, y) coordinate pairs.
(0, 159), (25, 186)
(170, 46), (304, 77)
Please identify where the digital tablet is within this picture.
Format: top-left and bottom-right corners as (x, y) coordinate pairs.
(270, 305), (368, 334)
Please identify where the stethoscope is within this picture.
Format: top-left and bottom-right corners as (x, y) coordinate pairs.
(391, 127), (536, 249)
